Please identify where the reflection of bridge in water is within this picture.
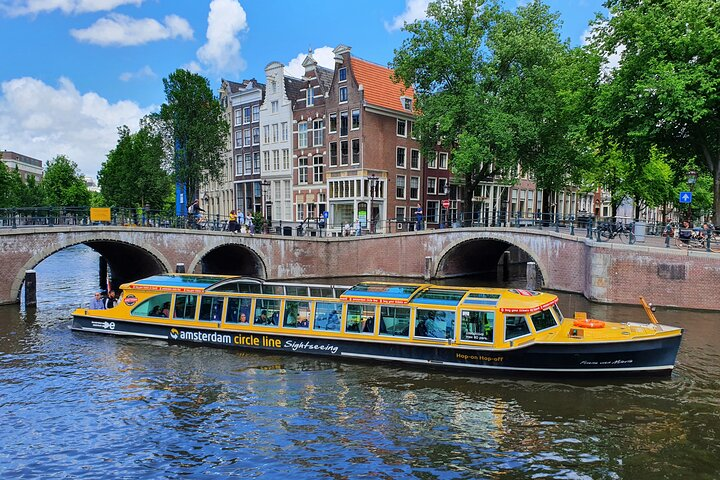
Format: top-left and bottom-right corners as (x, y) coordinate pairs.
(1, 226), (718, 310)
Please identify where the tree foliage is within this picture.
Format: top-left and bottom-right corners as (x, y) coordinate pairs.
(154, 69), (229, 201)
(98, 124), (171, 209)
(42, 155), (90, 207)
(589, 0), (720, 224)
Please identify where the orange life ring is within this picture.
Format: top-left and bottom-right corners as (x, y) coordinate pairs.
(573, 319), (606, 329)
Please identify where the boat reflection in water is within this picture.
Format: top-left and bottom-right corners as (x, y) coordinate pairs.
(72, 274), (682, 377)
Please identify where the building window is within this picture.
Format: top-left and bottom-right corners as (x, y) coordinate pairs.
(313, 119), (325, 146)
(236, 154), (243, 175)
(411, 149), (420, 170)
(252, 127), (260, 145)
(340, 111), (348, 137)
(410, 177), (420, 200)
(263, 151), (270, 171)
(234, 109), (242, 126)
(339, 86), (348, 103)
(313, 156), (324, 183)
(271, 124), (278, 143)
(298, 122), (308, 148)
(396, 147), (406, 168)
(409, 121), (415, 139)
(254, 152), (260, 172)
(339, 67), (347, 82)
(281, 122), (288, 141)
(396, 206), (406, 222)
(427, 201), (439, 223)
(252, 105), (259, 122)
(329, 113), (337, 133)
(438, 177), (447, 196)
(245, 153), (252, 175)
(351, 109), (360, 130)
(396, 175), (406, 200)
(244, 129), (251, 146)
(273, 150), (280, 170)
(340, 140), (348, 166)
(427, 152), (436, 168)
(307, 87), (315, 106)
(271, 100), (279, 113)
(439, 152), (448, 169)
(263, 125), (270, 143)
(298, 157), (308, 184)
(271, 80), (277, 94)
(244, 107), (251, 124)
(402, 97), (413, 110)
(282, 149), (290, 170)
(397, 119), (406, 137)
(235, 131), (242, 148)
(330, 142), (338, 166)
(351, 139), (360, 165)
(427, 177), (437, 195)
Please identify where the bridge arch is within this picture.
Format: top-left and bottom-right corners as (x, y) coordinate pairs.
(433, 234), (549, 286)
(189, 243), (268, 278)
(10, 237), (171, 302)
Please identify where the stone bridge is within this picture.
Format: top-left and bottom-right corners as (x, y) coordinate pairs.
(1, 226), (718, 310)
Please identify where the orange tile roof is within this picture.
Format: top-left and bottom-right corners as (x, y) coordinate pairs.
(350, 57), (414, 114)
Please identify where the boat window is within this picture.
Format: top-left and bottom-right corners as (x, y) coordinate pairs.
(284, 300), (311, 328)
(254, 298), (280, 326)
(504, 315), (531, 341)
(285, 285), (309, 297)
(334, 287), (349, 298)
(226, 297), (252, 324)
(212, 283), (239, 293)
(415, 309), (455, 339)
(198, 296), (224, 322)
(379, 306), (411, 338)
(552, 304), (564, 322)
(460, 310), (494, 343)
(310, 287), (334, 298)
(413, 289), (465, 306)
(345, 304), (376, 334)
(313, 302), (342, 331)
(174, 295), (198, 320)
(463, 293), (501, 307)
(238, 283), (262, 294)
(262, 285), (283, 295)
(131, 293), (172, 318)
(530, 309), (557, 332)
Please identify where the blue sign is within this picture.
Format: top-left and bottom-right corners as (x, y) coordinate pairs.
(679, 192), (693, 204)
(323, 210), (329, 219)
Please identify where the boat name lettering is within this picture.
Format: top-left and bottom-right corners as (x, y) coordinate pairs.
(132, 285), (204, 293)
(169, 329), (282, 348)
(284, 340), (339, 354)
(456, 353), (503, 363)
(579, 359), (633, 365)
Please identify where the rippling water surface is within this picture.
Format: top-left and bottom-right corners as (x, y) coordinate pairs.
(0, 245), (718, 479)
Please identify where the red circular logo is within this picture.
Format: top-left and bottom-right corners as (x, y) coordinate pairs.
(123, 294), (138, 306)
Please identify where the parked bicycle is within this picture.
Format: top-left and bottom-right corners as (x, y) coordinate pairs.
(597, 221), (636, 244)
(675, 224), (720, 252)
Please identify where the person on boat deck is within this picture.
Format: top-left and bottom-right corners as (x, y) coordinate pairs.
(423, 312), (446, 338)
(161, 302), (170, 317)
(104, 290), (117, 309)
(90, 292), (105, 310)
(326, 310), (340, 330)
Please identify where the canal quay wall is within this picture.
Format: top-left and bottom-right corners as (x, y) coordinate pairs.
(0, 226), (718, 311)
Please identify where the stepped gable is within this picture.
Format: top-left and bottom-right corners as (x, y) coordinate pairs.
(349, 57), (414, 114)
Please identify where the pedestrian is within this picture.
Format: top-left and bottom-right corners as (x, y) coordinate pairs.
(188, 199), (205, 229)
(90, 292), (105, 310)
(228, 209), (238, 233)
(105, 290), (118, 309)
(355, 217), (362, 236)
(415, 203), (423, 231)
(343, 222), (351, 236)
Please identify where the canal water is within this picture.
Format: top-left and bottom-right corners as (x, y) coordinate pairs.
(0, 245), (718, 479)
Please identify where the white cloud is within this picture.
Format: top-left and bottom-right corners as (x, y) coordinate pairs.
(385, 0), (429, 32)
(284, 46), (336, 78)
(196, 0), (248, 74)
(119, 65), (156, 82)
(182, 61), (203, 74)
(0, 77), (153, 176)
(582, 24), (624, 78)
(70, 13), (193, 46)
(1, 0), (143, 16)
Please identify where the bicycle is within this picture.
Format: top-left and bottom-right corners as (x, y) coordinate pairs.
(675, 225), (720, 252)
(596, 221), (636, 244)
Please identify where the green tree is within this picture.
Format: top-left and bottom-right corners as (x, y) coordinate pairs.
(98, 124), (171, 209)
(0, 162), (15, 208)
(42, 155), (91, 207)
(153, 69), (229, 201)
(589, 0), (720, 224)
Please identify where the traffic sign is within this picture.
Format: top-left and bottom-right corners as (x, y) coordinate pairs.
(442, 199), (450, 209)
(679, 192), (693, 204)
(323, 210), (329, 219)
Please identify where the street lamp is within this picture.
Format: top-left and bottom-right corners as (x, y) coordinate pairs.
(261, 180), (271, 233)
(687, 170), (697, 223)
(441, 182), (449, 228)
(368, 174), (378, 233)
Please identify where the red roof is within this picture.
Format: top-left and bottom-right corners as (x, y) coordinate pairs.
(350, 57), (414, 114)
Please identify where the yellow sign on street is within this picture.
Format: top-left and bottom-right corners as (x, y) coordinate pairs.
(90, 207), (111, 222)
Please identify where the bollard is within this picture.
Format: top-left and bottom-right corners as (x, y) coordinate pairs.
(423, 256), (432, 281)
(554, 213), (559, 233)
(176, 263), (186, 273)
(665, 235), (670, 248)
(526, 262), (537, 291)
(570, 220), (575, 236)
(502, 251), (510, 282)
(707, 234), (711, 252)
(24, 270), (37, 307)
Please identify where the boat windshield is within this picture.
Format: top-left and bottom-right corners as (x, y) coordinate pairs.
(342, 283), (421, 301)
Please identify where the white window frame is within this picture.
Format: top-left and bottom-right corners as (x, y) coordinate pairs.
(339, 86), (348, 103)
(396, 175), (406, 200)
(351, 109), (360, 130)
(298, 122), (308, 149)
(397, 119), (407, 137)
(427, 177), (437, 195)
(396, 147), (406, 169)
(411, 149), (420, 170)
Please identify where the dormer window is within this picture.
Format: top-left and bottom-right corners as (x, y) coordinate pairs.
(402, 97), (413, 111)
(339, 67), (347, 82)
(307, 86), (315, 106)
(339, 86), (348, 103)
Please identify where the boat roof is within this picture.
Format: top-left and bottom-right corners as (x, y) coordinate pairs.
(123, 275), (558, 312)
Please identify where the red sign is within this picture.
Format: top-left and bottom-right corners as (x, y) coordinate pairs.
(442, 199), (450, 209)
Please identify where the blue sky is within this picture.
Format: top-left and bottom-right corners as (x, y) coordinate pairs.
(0, 0), (606, 177)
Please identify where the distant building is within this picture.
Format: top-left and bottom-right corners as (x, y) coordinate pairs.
(84, 176), (100, 193)
(1, 150), (43, 182)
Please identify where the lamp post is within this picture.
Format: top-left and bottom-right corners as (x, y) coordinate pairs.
(686, 170), (697, 223)
(261, 180), (271, 233)
(441, 183), (449, 228)
(368, 173), (378, 233)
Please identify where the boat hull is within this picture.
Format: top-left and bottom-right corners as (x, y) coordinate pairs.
(71, 314), (682, 376)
